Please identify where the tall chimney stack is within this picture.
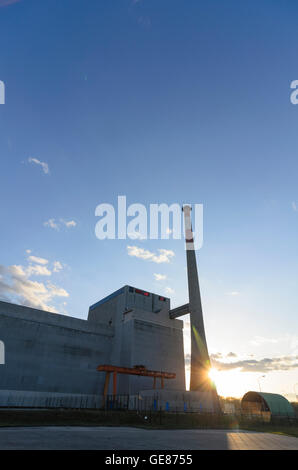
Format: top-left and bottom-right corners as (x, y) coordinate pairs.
(182, 205), (217, 396)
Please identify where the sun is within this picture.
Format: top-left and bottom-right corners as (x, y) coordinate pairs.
(208, 367), (220, 383)
(186, 365), (257, 398)
(207, 367), (258, 398)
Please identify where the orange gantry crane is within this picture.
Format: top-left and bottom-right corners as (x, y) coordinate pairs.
(97, 364), (176, 397)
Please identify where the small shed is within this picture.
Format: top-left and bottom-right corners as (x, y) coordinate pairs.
(241, 391), (295, 419)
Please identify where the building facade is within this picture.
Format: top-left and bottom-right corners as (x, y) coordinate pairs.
(0, 285), (185, 406)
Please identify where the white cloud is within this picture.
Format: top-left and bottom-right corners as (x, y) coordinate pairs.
(165, 286), (175, 295)
(44, 218), (77, 230)
(155, 249), (175, 263)
(53, 261), (63, 273)
(292, 201), (297, 212)
(26, 254), (51, 276)
(46, 282), (68, 298)
(127, 246), (175, 264)
(226, 291), (240, 296)
(127, 246), (153, 261)
(9, 265), (26, 278)
(26, 265), (51, 277)
(154, 273), (167, 281)
(227, 352), (237, 358)
(0, 255), (69, 313)
(210, 354), (298, 373)
(60, 219), (76, 228)
(28, 157), (49, 175)
(44, 219), (60, 230)
(28, 255), (48, 265)
(26, 249), (31, 254)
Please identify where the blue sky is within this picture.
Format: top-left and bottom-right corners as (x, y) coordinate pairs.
(0, 0), (298, 397)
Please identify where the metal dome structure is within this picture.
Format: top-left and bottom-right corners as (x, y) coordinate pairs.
(241, 391), (295, 418)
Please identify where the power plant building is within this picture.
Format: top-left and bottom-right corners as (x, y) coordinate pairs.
(0, 206), (219, 411)
(0, 287), (185, 405)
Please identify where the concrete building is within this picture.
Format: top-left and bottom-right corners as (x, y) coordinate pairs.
(88, 285), (185, 394)
(0, 205), (219, 412)
(0, 286), (187, 408)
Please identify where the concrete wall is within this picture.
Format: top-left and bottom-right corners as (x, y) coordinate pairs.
(130, 319), (185, 393)
(88, 286), (185, 395)
(0, 285), (187, 407)
(0, 301), (113, 396)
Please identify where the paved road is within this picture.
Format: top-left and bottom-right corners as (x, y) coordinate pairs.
(0, 426), (297, 450)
